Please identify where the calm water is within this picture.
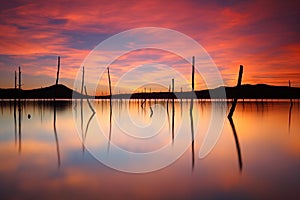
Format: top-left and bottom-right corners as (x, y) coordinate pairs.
(0, 100), (299, 199)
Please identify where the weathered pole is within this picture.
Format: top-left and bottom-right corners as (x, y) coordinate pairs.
(228, 65), (243, 119)
(56, 56), (60, 85)
(172, 78), (174, 93)
(15, 71), (17, 90)
(18, 66), (21, 90)
(192, 56), (195, 91)
(81, 66), (85, 95)
(107, 67), (112, 98)
(289, 80), (293, 105)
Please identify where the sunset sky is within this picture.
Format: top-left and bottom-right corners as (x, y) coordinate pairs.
(0, 0), (299, 94)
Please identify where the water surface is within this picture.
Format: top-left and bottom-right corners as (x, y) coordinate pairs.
(0, 100), (299, 199)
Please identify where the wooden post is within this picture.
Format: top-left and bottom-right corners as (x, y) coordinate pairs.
(192, 56), (195, 91)
(15, 71), (17, 90)
(289, 80), (293, 105)
(18, 66), (21, 90)
(107, 67), (112, 98)
(288, 80), (293, 133)
(56, 56), (60, 85)
(228, 65), (243, 119)
(172, 78), (174, 93)
(81, 66), (85, 95)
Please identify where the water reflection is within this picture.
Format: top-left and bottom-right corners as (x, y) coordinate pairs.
(190, 99), (195, 171)
(13, 100), (17, 146)
(228, 117), (243, 171)
(107, 99), (112, 152)
(0, 100), (299, 199)
(172, 98), (175, 143)
(53, 99), (61, 168)
(18, 99), (21, 153)
(288, 101), (293, 133)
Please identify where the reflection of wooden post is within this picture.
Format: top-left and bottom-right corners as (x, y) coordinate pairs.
(13, 108), (17, 145)
(172, 78), (175, 143)
(192, 56), (195, 91)
(53, 101), (61, 168)
(84, 86), (95, 113)
(55, 56), (60, 85)
(18, 99), (21, 154)
(228, 117), (243, 171)
(228, 65), (243, 119)
(190, 98), (194, 170)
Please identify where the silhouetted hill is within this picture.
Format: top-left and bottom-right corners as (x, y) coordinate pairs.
(0, 84), (299, 99)
(224, 84), (300, 99)
(108, 84), (300, 99)
(0, 84), (83, 99)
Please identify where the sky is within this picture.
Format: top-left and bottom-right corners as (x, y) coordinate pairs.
(0, 0), (299, 94)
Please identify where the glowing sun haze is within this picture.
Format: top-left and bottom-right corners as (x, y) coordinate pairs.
(0, 0), (299, 94)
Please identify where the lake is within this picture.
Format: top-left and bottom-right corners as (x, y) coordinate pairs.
(0, 99), (299, 199)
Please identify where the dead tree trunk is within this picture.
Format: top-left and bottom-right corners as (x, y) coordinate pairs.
(14, 71), (17, 99)
(228, 65), (243, 119)
(107, 67), (112, 98)
(192, 56), (195, 92)
(81, 66), (85, 95)
(15, 71), (17, 90)
(172, 78), (174, 93)
(18, 66), (21, 91)
(56, 56), (60, 85)
(289, 80), (293, 105)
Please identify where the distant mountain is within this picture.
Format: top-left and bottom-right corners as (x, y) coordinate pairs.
(223, 84), (300, 99)
(0, 84), (83, 99)
(0, 84), (299, 99)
